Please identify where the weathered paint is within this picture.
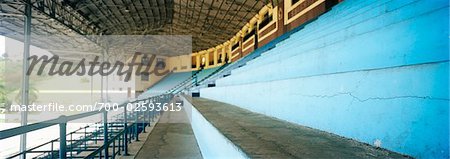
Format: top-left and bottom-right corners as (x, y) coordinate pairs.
(200, 0), (449, 158)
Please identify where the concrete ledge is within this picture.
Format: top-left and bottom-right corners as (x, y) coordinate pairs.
(182, 95), (248, 159)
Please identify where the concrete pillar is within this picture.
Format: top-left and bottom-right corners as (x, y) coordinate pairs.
(20, 0), (32, 158)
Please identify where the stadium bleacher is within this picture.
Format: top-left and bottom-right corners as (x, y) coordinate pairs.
(139, 71), (192, 98)
(200, 0), (449, 158)
(139, 67), (222, 98)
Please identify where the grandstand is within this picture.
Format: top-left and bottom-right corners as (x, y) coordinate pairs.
(0, 0), (448, 158)
(139, 71), (192, 98)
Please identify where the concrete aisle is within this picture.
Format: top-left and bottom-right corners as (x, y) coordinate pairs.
(135, 105), (202, 159)
(191, 97), (411, 159)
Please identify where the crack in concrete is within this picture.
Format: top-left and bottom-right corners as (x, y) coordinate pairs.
(294, 92), (450, 102)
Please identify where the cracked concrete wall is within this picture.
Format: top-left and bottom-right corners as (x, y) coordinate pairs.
(200, 0), (449, 158)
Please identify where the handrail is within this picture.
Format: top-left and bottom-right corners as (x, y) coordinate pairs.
(5, 123), (99, 158)
(0, 119), (60, 140)
(0, 93), (174, 159)
(192, 21), (306, 88)
(174, 63), (230, 94)
(84, 128), (126, 158)
(164, 70), (202, 94)
(0, 103), (125, 140)
(144, 18), (310, 97)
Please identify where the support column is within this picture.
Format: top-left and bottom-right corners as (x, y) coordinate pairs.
(90, 75), (93, 103)
(20, 0), (32, 158)
(101, 44), (109, 103)
(205, 52), (209, 68)
(105, 54), (109, 102)
(135, 109), (139, 141)
(196, 54), (200, 70)
(105, 56), (109, 102)
(103, 111), (109, 158)
(59, 117), (67, 159)
(123, 106), (129, 155)
(214, 49), (218, 65)
(101, 50), (104, 103)
(222, 47), (226, 64)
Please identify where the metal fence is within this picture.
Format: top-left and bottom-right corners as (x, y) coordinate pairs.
(0, 94), (174, 159)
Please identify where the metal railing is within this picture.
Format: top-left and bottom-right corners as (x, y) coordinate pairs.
(189, 20), (312, 90)
(164, 70), (202, 94)
(0, 94), (174, 159)
(173, 63), (231, 94)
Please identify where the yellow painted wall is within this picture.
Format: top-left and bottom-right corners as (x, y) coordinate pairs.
(167, 54), (192, 72)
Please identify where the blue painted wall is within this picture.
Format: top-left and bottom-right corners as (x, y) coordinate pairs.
(200, 0), (449, 158)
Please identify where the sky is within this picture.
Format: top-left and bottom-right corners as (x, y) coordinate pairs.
(0, 35), (52, 60)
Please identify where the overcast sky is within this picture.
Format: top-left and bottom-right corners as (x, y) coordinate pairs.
(0, 35), (52, 60)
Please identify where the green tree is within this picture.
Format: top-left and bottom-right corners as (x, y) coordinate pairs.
(14, 85), (39, 105)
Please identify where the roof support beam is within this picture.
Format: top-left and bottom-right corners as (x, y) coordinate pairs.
(19, 0), (31, 158)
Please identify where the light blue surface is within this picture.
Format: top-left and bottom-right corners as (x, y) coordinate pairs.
(183, 97), (248, 159)
(197, 67), (220, 81)
(223, 0), (448, 86)
(201, 0), (449, 158)
(140, 71), (191, 97)
(139, 68), (222, 98)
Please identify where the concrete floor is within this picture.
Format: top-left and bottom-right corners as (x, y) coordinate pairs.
(118, 115), (161, 159)
(191, 97), (411, 158)
(135, 106), (202, 159)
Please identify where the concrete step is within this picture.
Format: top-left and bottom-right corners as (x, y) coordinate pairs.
(219, 0), (447, 86)
(190, 97), (410, 158)
(232, 0), (391, 75)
